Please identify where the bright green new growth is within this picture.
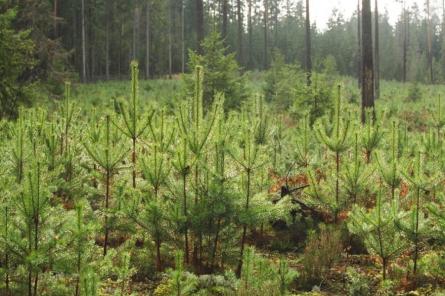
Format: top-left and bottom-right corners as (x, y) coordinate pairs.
(83, 115), (128, 256)
(361, 109), (384, 163)
(114, 61), (153, 188)
(314, 85), (350, 221)
(348, 192), (407, 280)
(376, 121), (402, 200)
(400, 151), (433, 277)
(341, 133), (373, 203)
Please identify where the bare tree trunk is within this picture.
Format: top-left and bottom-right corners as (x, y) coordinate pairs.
(374, 0), (380, 98)
(357, 0), (362, 87)
(222, 0), (228, 39)
(133, 6), (141, 61)
(146, 1), (150, 78)
(181, 0), (185, 73)
(264, 0), (269, 69)
(53, 0), (58, 37)
(361, 0), (375, 123)
(305, 0), (312, 86)
(403, 0), (408, 83)
(196, 0), (204, 52)
(248, 0), (252, 68)
(237, 0), (243, 64)
(81, 0), (87, 83)
(427, 0), (434, 83)
(168, 0), (173, 79)
(105, 0), (110, 80)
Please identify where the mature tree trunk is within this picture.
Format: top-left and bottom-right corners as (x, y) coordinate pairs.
(181, 0), (185, 73)
(196, 0), (205, 52)
(133, 6), (140, 60)
(237, 0), (243, 64)
(357, 0), (362, 87)
(361, 0), (375, 123)
(81, 0), (87, 82)
(248, 0), (253, 68)
(53, 0), (58, 37)
(374, 0), (379, 98)
(146, 1), (150, 78)
(427, 0), (433, 83)
(402, 0), (408, 83)
(264, 0), (269, 69)
(168, 0), (173, 79)
(305, 0), (312, 86)
(222, 0), (228, 39)
(105, 0), (110, 80)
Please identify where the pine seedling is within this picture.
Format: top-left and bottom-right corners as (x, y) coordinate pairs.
(177, 66), (222, 266)
(168, 251), (197, 296)
(428, 194), (445, 240)
(11, 115), (25, 183)
(60, 81), (76, 155)
(376, 121), (402, 200)
(43, 122), (58, 171)
(295, 113), (313, 168)
(141, 109), (174, 198)
(348, 192), (407, 280)
(315, 85), (351, 221)
(230, 109), (267, 277)
(277, 257), (298, 296)
(361, 109), (384, 163)
(80, 266), (99, 296)
(400, 151), (431, 276)
(431, 95), (445, 139)
(172, 136), (192, 264)
(341, 133), (374, 203)
(0, 175), (14, 296)
(16, 161), (52, 296)
(124, 190), (167, 271)
(83, 115), (128, 256)
(71, 202), (95, 296)
(140, 143), (171, 199)
(113, 61), (154, 188)
(421, 128), (443, 160)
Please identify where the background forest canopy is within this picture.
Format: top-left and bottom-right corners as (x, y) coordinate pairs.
(1, 0), (445, 86)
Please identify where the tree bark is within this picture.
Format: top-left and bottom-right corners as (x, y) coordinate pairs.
(196, 0), (205, 52)
(248, 0), (253, 68)
(374, 0), (380, 98)
(53, 0), (58, 37)
(361, 0), (375, 123)
(237, 0), (243, 64)
(168, 0), (173, 79)
(105, 0), (110, 80)
(264, 0), (269, 69)
(357, 0), (362, 87)
(81, 0), (87, 83)
(146, 1), (150, 78)
(181, 0), (185, 73)
(403, 0), (408, 83)
(427, 0), (433, 83)
(222, 0), (228, 39)
(305, 0), (312, 86)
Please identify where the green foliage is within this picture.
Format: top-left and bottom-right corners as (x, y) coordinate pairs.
(348, 193), (407, 280)
(301, 225), (343, 287)
(0, 5), (34, 118)
(346, 267), (370, 296)
(187, 31), (247, 110)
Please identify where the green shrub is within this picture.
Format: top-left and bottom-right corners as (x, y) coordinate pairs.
(346, 267), (370, 296)
(186, 31), (247, 110)
(301, 225), (343, 287)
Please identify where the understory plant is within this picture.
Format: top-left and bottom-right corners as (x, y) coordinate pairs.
(83, 115), (128, 256)
(314, 85), (351, 222)
(348, 192), (407, 280)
